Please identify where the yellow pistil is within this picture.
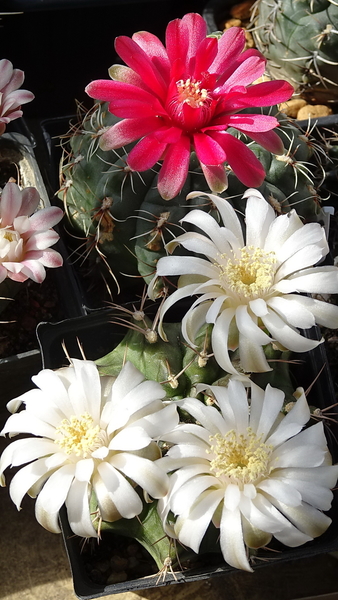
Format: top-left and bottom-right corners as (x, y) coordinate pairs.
(208, 428), (272, 484)
(55, 412), (101, 458)
(218, 246), (277, 300)
(176, 78), (209, 108)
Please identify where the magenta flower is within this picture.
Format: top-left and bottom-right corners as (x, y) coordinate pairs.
(85, 14), (293, 200)
(0, 182), (63, 283)
(0, 59), (35, 136)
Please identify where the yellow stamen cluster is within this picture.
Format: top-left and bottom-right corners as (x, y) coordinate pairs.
(218, 246), (277, 300)
(55, 412), (101, 458)
(176, 78), (209, 108)
(3, 230), (17, 242)
(208, 428), (272, 484)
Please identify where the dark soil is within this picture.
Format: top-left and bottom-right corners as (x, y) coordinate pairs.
(0, 274), (65, 359)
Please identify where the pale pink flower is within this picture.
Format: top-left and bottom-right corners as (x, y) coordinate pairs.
(0, 59), (34, 135)
(0, 181), (63, 283)
(85, 13), (293, 200)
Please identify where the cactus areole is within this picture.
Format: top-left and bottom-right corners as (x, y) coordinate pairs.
(85, 13), (293, 200)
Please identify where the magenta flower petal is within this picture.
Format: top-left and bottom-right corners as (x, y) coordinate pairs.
(193, 37), (218, 78)
(157, 136), (191, 200)
(209, 27), (246, 76)
(219, 51), (266, 92)
(223, 80), (295, 112)
(200, 163), (228, 194)
(132, 31), (170, 80)
(166, 13), (206, 70)
(213, 132), (266, 187)
(127, 135), (167, 171)
(115, 36), (167, 100)
(85, 14), (293, 199)
(246, 130), (284, 154)
(194, 132), (226, 165)
(225, 114), (279, 133)
(99, 116), (161, 150)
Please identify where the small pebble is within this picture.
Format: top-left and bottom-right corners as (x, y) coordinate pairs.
(128, 556), (140, 570)
(106, 571), (128, 584)
(110, 555), (129, 571)
(279, 98), (307, 118)
(297, 104), (333, 119)
(126, 543), (140, 556)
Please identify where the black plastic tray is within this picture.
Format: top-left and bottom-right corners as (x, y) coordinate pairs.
(37, 310), (338, 599)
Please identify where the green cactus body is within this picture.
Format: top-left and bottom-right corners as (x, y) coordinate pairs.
(59, 103), (326, 299)
(251, 0), (338, 103)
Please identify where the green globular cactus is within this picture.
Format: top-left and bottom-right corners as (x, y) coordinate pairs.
(59, 103), (327, 299)
(250, 0), (338, 104)
(95, 307), (223, 399)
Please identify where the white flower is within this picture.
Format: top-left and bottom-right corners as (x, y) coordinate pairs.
(151, 189), (338, 374)
(0, 360), (178, 538)
(0, 181), (63, 283)
(157, 380), (338, 572)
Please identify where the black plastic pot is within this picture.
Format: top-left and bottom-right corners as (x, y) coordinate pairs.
(37, 310), (338, 599)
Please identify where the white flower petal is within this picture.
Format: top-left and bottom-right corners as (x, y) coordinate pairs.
(113, 452), (169, 499)
(267, 296), (316, 329)
(170, 475), (218, 514)
(182, 300), (212, 345)
(0, 437), (56, 480)
(66, 479), (98, 538)
(9, 457), (52, 509)
(167, 231), (220, 260)
(267, 391), (310, 447)
(35, 497), (61, 534)
(253, 384), (285, 441)
(220, 504), (252, 572)
(157, 255), (218, 280)
(257, 478), (302, 507)
(97, 461), (143, 519)
(177, 397), (225, 435)
(236, 305), (273, 345)
(35, 464), (75, 514)
(32, 368), (74, 418)
(224, 483), (241, 510)
(276, 222), (327, 265)
(212, 308), (238, 374)
(264, 209), (303, 254)
(109, 426), (152, 451)
(1, 410), (57, 439)
(275, 266), (338, 294)
(270, 497), (332, 540)
(174, 488), (223, 553)
(75, 458), (95, 482)
(227, 379), (249, 434)
(238, 333), (271, 373)
(261, 309), (321, 352)
(245, 192), (275, 248)
(275, 244), (327, 282)
(68, 359), (102, 421)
